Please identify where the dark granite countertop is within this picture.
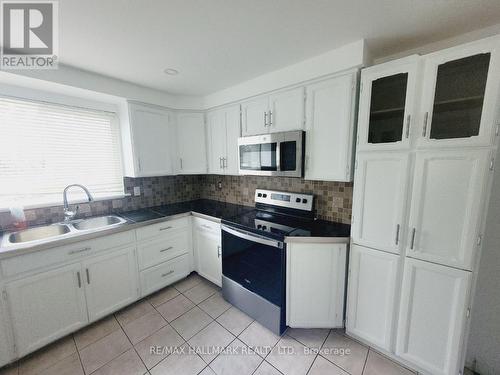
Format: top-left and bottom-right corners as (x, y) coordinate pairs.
(0, 199), (350, 258)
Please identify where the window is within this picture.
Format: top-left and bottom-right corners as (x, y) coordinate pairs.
(0, 96), (124, 208)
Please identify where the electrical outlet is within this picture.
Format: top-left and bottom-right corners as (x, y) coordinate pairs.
(217, 181), (222, 190)
(133, 186), (141, 196)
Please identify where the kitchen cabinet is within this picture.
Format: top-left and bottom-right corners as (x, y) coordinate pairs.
(0, 288), (13, 367)
(396, 258), (471, 375)
(351, 152), (410, 254)
(125, 102), (175, 177)
(82, 247), (138, 322)
(241, 87), (304, 136)
(346, 244), (399, 351)
(304, 72), (358, 181)
(406, 149), (491, 270)
(417, 39), (500, 149)
(357, 56), (420, 151)
(286, 242), (346, 328)
(193, 218), (222, 286)
(6, 263), (88, 356)
(176, 112), (207, 174)
(207, 105), (241, 175)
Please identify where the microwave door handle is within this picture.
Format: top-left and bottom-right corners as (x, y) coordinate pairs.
(221, 225), (284, 249)
(276, 141), (281, 172)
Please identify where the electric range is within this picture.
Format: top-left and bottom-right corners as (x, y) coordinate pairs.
(220, 189), (316, 335)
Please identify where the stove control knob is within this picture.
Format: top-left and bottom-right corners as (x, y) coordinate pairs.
(302, 199), (308, 203)
(262, 226), (267, 230)
(257, 193), (262, 197)
(296, 198), (301, 203)
(257, 225), (262, 229)
(263, 194), (267, 198)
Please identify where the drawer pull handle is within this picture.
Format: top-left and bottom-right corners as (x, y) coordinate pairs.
(159, 226), (173, 231)
(160, 246), (174, 253)
(77, 271), (82, 288)
(69, 247), (91, 255)
(217, 245), (221, 258)
(161, 270), (175, 278)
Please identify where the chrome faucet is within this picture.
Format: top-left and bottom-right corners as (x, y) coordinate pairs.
(63, 184), (94, 222)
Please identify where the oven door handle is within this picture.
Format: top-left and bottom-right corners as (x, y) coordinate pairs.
(221, 225), (284, 249)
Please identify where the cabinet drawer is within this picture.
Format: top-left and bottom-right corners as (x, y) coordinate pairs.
(140, 255), (189, 297)
(137, 229), (190, 270)
(192, 217), (220, 235)
(1, 230), (135, 278)
(136, 217), (190, 241)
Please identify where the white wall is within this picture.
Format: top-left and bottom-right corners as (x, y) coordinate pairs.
(203, 39), (367, 109)
(466, 145), (500, 375)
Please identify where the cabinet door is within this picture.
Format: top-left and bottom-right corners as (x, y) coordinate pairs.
(407, 149), (490, 270)
(224, 105), (241, 175)
(207, 110), (227, 174)
(6, 264), (88, 356)
(129, 104), (174, 176)
(176, 112), (207, 174)
(418, 41), (499, 148)
(357, 56), (419, 151)
(269, 87), (304, 133)
(346, 245), (399, 351)
(83, 247), (138, 322)
(352, 152), (410, 254)
(194, 227), (222, 286)
(0, 291), (13, 367)
(241, 97), (269, 136)
(396, 258), (470, 375)
(287, 243), (347, 328)
(305, 73), (357, 181)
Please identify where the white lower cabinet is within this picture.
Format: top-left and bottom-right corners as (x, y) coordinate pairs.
(193, 218), (222, 287)
(396, 258), (471, 375)
(346, 244), (399, 351)
(6, 263), (88, 357)
(286, 242), (347, 328)
(0, 289), (13, 367)
(140, 254), (190, 297)
(83, 247), (138, 322)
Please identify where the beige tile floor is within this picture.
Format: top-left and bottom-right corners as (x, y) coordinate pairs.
(0, 273), (418, 375)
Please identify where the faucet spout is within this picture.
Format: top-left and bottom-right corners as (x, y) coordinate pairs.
(63, 184), (94, 222)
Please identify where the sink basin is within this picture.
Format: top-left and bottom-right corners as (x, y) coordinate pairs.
(72, 215), (125, 231)
(8, 224), (71, 244)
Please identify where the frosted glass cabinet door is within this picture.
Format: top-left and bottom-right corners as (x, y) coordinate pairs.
(396, 258), (471, 375)
(352, 152), (410, 254)
(406, 149), (490, 270)
(357, 56), (419, 151)
(418, 40), (499, 148)
(346, 244), (399, 350)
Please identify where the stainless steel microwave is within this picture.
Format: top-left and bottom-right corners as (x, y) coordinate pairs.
(237, 130), (305, 177)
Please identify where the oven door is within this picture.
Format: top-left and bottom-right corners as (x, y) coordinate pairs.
(221, 225), (285, 307)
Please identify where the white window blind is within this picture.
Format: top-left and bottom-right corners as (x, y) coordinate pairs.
(0, 96), (124, 208)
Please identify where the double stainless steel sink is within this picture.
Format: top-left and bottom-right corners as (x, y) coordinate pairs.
(3, 215), (127, 247)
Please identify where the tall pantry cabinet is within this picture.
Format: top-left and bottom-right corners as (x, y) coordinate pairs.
(347, 36), (500, 375)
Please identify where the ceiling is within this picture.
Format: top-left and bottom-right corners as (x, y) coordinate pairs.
(59, 0), (500, 95)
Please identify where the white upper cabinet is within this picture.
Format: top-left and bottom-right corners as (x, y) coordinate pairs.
(346, 244), (399, 351)
(268, 87), (305, 133)
(352, 152), (410, 254)
(357, 56), (420, 152)
(396, 258), (471, 375)
(241, 87), (304, 136)
(207, 105), (241, 175)
(6, 263), (88, 356)
(176, 112), (207, 174)
(127, 102), (175, 177)
(406, 149), (491, 270)
(82, 247), (138, 322)
(241, 96), (269, 136)
(417, 39), (500, 149)
(287, 242), (346, 328)
(304, 72), (357, 181)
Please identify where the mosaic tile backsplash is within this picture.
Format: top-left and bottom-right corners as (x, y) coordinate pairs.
(0, 175), (353, 230)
